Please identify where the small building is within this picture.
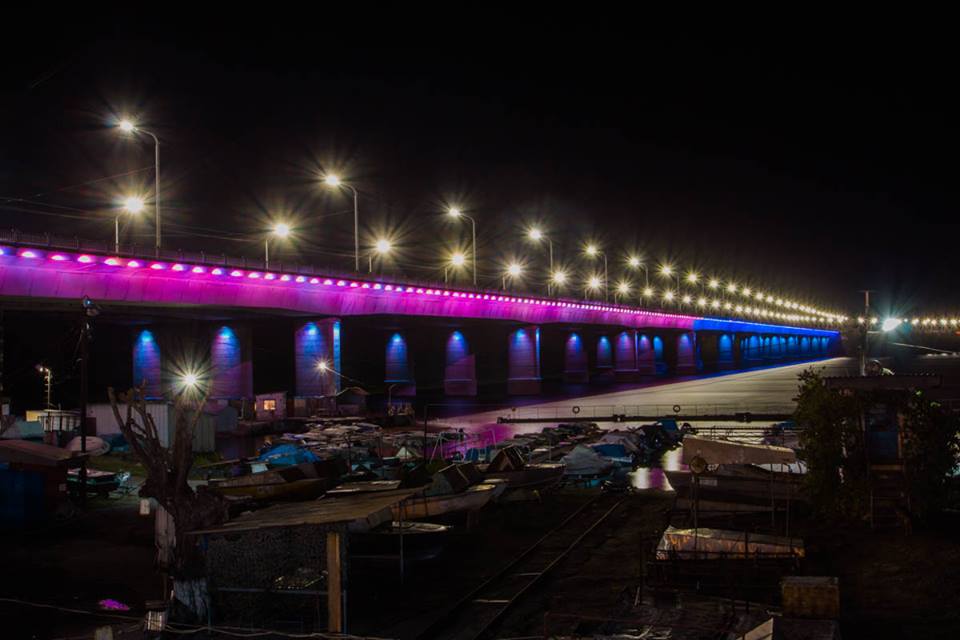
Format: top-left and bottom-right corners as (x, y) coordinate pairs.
(0, 440), (81, 528)
(187, 489), (417, 632)
(85, 402), (216, 453)
(254, 391), (287, 422)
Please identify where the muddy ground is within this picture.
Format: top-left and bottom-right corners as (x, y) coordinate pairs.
(2, 490), (960, 639)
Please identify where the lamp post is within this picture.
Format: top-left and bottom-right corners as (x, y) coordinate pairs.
(447, 208), (477, 286)
(584, 276), (602, 300)
(117, 120), (161, 255)
(628, 256), (649, 289)
(265, 222), (290, 270)
(527, 228), (554, 294)
(615, 281), (631, 303)
(323, 174), (360, 272)
(369, 238), (391, 273)
(585, 244), (608, 301)
(116, 196), (144, 254)
(503, 263), (522, 290)
(445, 252), (466, 283)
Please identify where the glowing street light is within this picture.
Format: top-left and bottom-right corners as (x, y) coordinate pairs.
(368, 238), (392, 272)
(550, 269), (568, 288)
(115, 196), (145, 254)
(322, 173), (360, 271)
(643, 286), (654, 298)
(584, 244), (608, 301)
(265, 221), (291, 269)
(615, 280), (631, 302)
(585, 275), (602, 299)
(444, 252), (467, 283)
(503, 262), (523, 289)
(628, 255), (649, 288)
(686, 272), (699, 284)
(527, 227), (555, 294)
(726, 282), (738, 294)
(116, 118), (161, 254)
(708, 278), (720, 290)
(447, 207), (478, 286)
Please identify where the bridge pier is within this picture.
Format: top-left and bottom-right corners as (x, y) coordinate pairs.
(614, 330), (642, 381)
(507, 325), (541, 395)
(674, 331), (699, 375)
(210, 325), (253, 400)
(562, 331), (589, 383)
(132, 328), (163, 399)
(294, 319), (341, 397)
(385, 331), (416, 397)
(444, 330), (477, 396)
(594, 334), (614, 382)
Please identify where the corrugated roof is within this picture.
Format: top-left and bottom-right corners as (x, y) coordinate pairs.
(189, 488), (419, 535)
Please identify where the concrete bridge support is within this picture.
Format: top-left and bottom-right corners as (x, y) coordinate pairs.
(637, 333), (657, 375)
(209, 325), (253, 400)
(594, 334), (614, 382)
(385, 331), (416, 397)
(674, 331), (699, 375)
(294, 319), (341, 397)
(444, 330), (477, 396)
(508, 325), (541, 395)
(132, 328), (163, 399)
(563, 331), (589, 383)
(614, 330), (642, 381)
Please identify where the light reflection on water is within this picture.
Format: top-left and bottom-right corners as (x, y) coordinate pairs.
(629, 447), (686, 491)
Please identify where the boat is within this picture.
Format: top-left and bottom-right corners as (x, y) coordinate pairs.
(351, 521), (451, 561)
(655, 525), (805, 560)
(480, 446), (564, 500)
(560, 444), (615, 485)
(665, 464), (806, 510)
(208, 460), (343, 500)
(391, 483), (497, 520)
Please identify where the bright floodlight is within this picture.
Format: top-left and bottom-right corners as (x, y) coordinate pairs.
(585, 244), (598, 256)
(551, 270), (567, 285)
(659, 265), (673, 277)
(588, 276), (601, 289)
(375, 239), (391, 254)
(617, 282), (630, 295)
(118, 119), (136, 133)
(447, 207), (462, 217)
(663, 291), (675, 301)
(450, 252), (466, 267)
(507, 263), (522, 277)
(272, 222), (291, 238)
(682, 295), (692, 304)
(643, 287), (654, 297)
(323, 174), (341, 187)
(182, 372), (198, 388)
(882, 318), (902, 332)
(528, 227), (543, 241)
(628, 256), (641, 268)
(727, 283), (737, 293)
(686, 272), (699, 283)
(742, 287), (752, 296)
(316, 360), (329, 372)
(123, 196), (145, 213)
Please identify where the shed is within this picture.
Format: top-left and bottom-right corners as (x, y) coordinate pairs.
(188, 489), (417, 632)
(0, 440), (81, 528)
(85, 402), (216, 453)
(254, 391), (287, 422)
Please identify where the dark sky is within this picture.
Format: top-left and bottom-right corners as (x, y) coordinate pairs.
(2, 29), (958, 318)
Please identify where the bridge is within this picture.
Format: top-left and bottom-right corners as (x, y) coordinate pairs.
(0, 234), (839, 402)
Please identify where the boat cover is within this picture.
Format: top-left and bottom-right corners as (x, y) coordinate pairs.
(656, 525), (805, 559)
(682, 436), (797, 466)
(561, 444), (613, 476)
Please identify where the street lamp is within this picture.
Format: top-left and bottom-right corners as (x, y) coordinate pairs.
(369, 238), (392, 273)
(445, 251), (466, 283)
(659, 263), (680, 293)
(323, 173), (360, 272)
(116, 196), (144, 254)
(585, 275), (602, 300)
(527, 227), (554, 294)
(585, 244), (608, 301)
(615, 280), (631, 302)
(503, 262), (522, 290)
(265, 222), (290, 269)
(628, 255), (649, 288)
(447, 207), (478, 286)
(117, 119), (161, 255)
(550, 269), (568, 290)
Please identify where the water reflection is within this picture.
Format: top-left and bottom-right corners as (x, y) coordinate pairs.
(629, 447), (686, 491)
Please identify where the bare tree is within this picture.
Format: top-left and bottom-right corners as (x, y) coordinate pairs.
(108, 383), (227, 576)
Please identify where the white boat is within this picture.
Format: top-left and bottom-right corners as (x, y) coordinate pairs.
(391, 483), (497, 520)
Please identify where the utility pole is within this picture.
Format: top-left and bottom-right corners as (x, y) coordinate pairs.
(859, 290), (872, 376)
(78, 297), (100, 507)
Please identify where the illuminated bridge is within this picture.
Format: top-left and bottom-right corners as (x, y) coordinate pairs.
(0, 235), (840, 400)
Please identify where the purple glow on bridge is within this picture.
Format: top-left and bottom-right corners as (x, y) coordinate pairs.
(0, 246), (837, 335)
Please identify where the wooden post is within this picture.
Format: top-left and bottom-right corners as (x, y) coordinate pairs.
(326, 531), (343, 633)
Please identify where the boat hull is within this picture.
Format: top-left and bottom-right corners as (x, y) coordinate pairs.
(391, 483), (496, 520)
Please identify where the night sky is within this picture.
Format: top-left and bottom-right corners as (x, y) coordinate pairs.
(2, 31), (958, 318)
